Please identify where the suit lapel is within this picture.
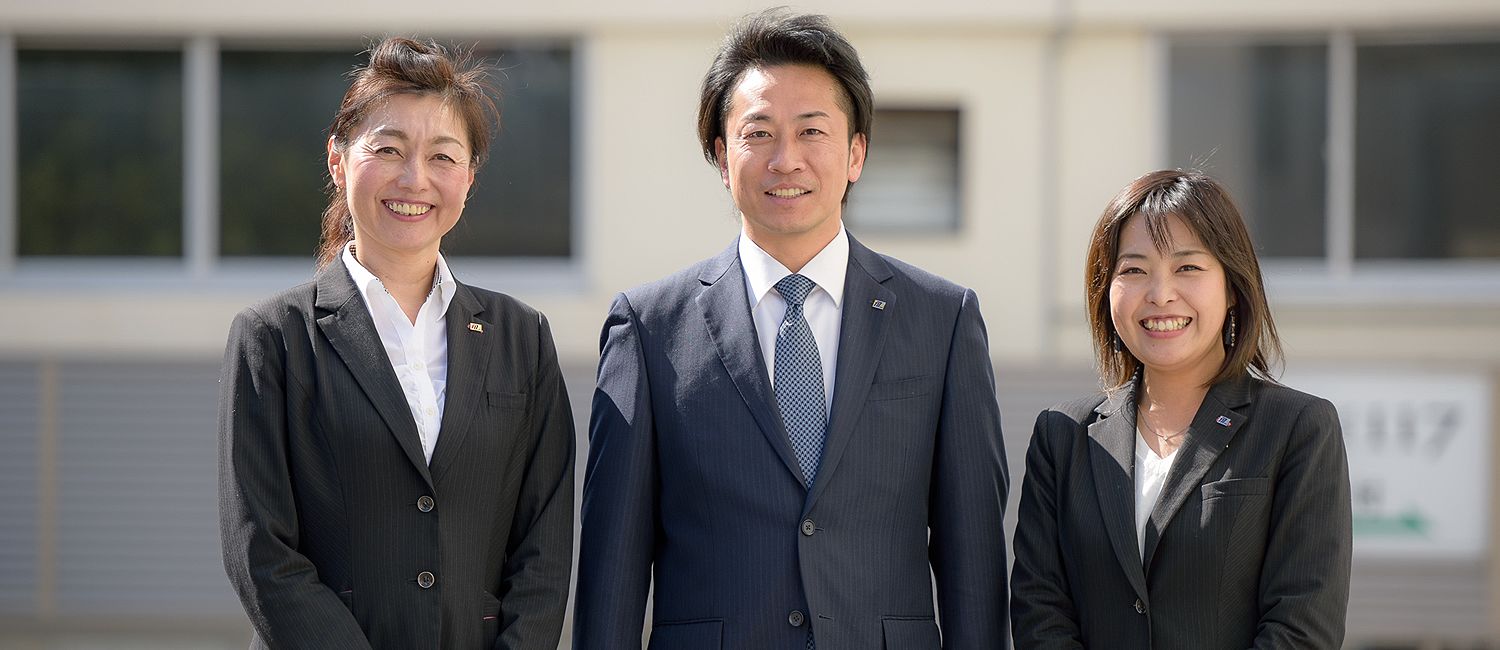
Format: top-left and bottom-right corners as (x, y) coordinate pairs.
(804, 237), (893, 512)
(428, 282), (494, 485)
(696, 241), (806, 486)
(1086, 388), (1149, 601)
(1141, 373), (1253, 572)
(314, 263), (434, 489)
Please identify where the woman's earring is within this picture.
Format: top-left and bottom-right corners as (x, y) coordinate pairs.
(1223, 309), (1238, 348)
(1112, 332), (1123, 353)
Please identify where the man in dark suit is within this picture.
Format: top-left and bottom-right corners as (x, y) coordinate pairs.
(574, 10), (1009, 650)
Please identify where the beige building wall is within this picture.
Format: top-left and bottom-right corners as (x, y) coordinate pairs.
(2, 0), (1499, 646)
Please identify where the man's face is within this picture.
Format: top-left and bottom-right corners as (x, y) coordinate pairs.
(715, 64), (866, 255)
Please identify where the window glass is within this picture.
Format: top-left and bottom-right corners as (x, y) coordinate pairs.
(1168, 43), (1327, 258)
(18, 49), (183, 256)
(219, 49), (355, 257)
(1355, 42), (1500, 259)
(844, 108), (961, 233)
(442, 46), (573, 258)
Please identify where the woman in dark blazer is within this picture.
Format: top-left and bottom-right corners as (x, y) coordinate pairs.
(218, 38), (574, 649)
(1011, 170), (1352, 649)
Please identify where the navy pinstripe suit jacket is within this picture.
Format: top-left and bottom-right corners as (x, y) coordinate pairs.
(218, 263), (574, 650)
(1011, 374), (1352, 649)
(576, 235), (1010, 650)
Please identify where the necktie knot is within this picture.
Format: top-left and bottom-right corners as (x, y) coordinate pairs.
(774, 273), (816, 306)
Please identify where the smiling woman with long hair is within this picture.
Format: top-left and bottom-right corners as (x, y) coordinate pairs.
(1010, 170), (1352, 649)
(217, 38), (573, 650)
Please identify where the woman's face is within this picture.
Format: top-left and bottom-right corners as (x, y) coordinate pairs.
(1109, 212), (1233, 384)
(328, 93), (474, 265)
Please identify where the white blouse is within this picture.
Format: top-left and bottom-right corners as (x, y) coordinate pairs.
(1134, 428), (1180, 561)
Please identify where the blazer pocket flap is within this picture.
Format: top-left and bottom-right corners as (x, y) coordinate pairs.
(882, 616), (940, 649)
(1202, 477), (1271, 499)
(648, 618), (723, 649)
(867, 375), (936, 402)
(487, 390), (528, 409)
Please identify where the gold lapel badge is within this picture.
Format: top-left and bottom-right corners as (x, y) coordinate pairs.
(468, 322), (484, 333)
(871, 299), (887, 310)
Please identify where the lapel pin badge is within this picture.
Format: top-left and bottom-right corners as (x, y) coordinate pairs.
(468, 322), (484, 333)
(871, 299), (887, 310)
(1216, 415), (1232, 427)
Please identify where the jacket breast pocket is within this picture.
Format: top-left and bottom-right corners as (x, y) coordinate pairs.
(866, 375), (936, 402)
(1199, 477), (1273, 544)
(1201, 477), (1271, 499)
(647, 618), (723, 650)
(882, 616), (940, 649)
(487, 390), (528, 410)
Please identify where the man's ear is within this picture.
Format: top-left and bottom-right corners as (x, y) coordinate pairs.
(715, 137), (730, 188)
(327, 136), (345, 190)
(846, 132), (867, 184)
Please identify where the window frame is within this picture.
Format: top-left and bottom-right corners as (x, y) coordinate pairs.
(0, 34), (585, 292)
(843, 105), (964, 236)
(1158, 30), (1500, 306)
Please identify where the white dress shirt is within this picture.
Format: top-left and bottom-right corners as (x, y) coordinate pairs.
(739, 225), (848, 416)
(1134, 427), (1181, 561)
(342, 243), (456, 464)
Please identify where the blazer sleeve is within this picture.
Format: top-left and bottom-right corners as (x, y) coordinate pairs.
(927, 288), (1011, 649)
(494, 312), (577, 650)
(1252, 397), (1352, 649)
(1009, 409), (1086, 649)
(573, 293), (658, 649)
(217, 307), (373, 650)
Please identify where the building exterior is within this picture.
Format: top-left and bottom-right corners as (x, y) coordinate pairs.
(0, 0), (1497, 647)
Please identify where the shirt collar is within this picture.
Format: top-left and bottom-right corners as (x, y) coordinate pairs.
(341, 241), (457, 319)
(739, 224), (848, 310)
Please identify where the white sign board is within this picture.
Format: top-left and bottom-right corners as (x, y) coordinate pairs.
(1287, 369), (1492, 560)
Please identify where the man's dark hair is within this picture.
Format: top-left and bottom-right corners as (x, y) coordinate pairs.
(696, 7), (873, 167)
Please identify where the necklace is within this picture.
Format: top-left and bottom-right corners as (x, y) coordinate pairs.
(1141, 409), (1190, 446)
(1152, 426), (1189, 445)
(350, 242), (442, 299)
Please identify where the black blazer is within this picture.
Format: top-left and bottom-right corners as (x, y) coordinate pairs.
(575, 236), (1010, 650)
(1011, 373), (1351, 649)
(218, 263), (574, 650)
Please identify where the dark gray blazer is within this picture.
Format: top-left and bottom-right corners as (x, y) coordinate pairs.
(574, 236), (1010, 650)
(1011, 373), (1351, 649)
(218, 263), (574, 650)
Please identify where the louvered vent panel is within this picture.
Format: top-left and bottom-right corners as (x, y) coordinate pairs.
(1347, 561), (1491, 643)
(0, 361), (40, 615)
(53, 361), (240, 615)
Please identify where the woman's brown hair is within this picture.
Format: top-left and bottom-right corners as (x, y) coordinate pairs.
(315, 37), (499, 267)
(1083, 169), (1284, 389)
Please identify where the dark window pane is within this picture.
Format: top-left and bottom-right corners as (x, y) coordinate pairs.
(442, 46), (572, 258)
(1169, 43), (1327, 258)
(845, 108), (961, 233)
(1355, 42), (1500, 259)
(220, 50), (356, 257)
(18, 49), (183, 256)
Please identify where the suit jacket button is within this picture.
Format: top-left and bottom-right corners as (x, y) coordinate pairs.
(1133, 598), (1145, 614)
(788, 610), (805, 627)
(801, 519), (816, 536)
(417, 571), (436, 589)
(417, 495), (435, 512)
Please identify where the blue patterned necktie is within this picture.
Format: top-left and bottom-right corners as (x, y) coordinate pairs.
(773, 274), (826, 489)
(774, 274), (824, 650)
